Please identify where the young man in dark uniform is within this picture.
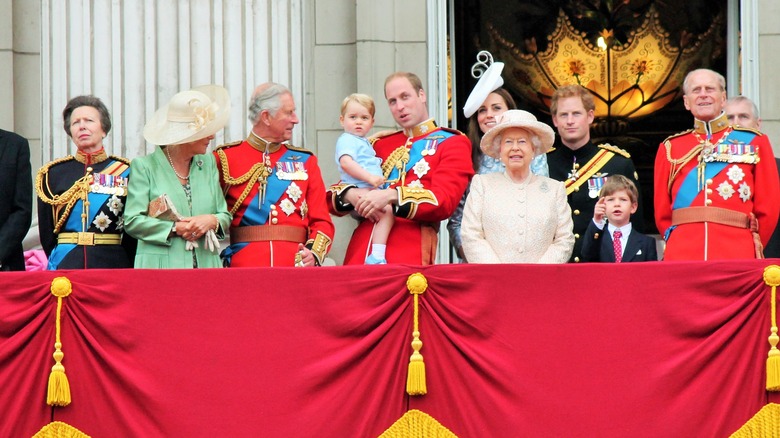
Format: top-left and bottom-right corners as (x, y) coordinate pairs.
(547, 85), (643, 262)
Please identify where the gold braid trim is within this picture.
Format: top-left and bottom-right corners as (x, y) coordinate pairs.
(216, 149), (269, 216)
(33, 421), (91, 438)
(379, 409), (457, 438)
(35, 157), (93, 234)
(730, 403), (780, 438)
(664, 139), (703, 194)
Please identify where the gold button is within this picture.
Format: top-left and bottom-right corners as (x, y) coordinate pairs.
(706, 189), (713, 195)
(574, 233), (580, 239)
(270, 205), (277, 210)
(574, 187), (579, 192)
(574, 257), (580, 262)
(574, 209), (580, 215)
(271, 218), (278, 224)
(706, 179), (713, 185)
(705, 199), (713, 206)
(594, 233), (599, 239)
(271, 210), (278, 216)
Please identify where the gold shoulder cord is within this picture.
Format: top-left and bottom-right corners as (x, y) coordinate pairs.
(381, 145), (411, 185)
(216, 149), (271, 215)
(35, 158), (93, 233)
(664, 139), (703, 193)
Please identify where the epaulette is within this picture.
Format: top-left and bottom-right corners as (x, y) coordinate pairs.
(110, 155), (131, 165)
(598, 143), (631, 158)
(547, 146), (557, 154)
(215, 140), (242, 151)
(37, 155), (76, 175)
(661, 129), (693, 144)
(286, 144), (313, 155)
(440, 127), (467, 137)
(733, 125), (763, 136)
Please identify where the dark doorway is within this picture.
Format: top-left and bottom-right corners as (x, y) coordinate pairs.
(451, 0), (729, 232)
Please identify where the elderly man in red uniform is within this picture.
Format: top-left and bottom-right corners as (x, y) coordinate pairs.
(215, 83), (334, 267)
(654, 69), (780, 260)
(330, 72), (473, 265)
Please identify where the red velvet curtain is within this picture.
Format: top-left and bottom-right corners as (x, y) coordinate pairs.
(1, 261), (778, 437)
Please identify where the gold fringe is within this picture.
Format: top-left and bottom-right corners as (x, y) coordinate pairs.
(47, 277), (73, 406)
(764, 266), (780, 391)
(729, 403), (780, 438)
(406, 273), (428, 396)
(33, 421), (91, 438)
(379, 409), (458, 438)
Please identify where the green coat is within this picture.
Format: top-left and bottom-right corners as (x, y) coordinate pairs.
(124, 146), (232, 268)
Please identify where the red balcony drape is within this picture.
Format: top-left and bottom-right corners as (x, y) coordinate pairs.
(1, 261), (778, 437)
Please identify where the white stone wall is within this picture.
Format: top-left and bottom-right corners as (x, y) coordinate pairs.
(758, 0), (780, 150)
(5, 0), (779, 257)
(40, 0), (305, 163)
(308, 0), (429, 264)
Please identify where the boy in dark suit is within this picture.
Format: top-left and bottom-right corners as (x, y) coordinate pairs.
(582, 175), (657, 262)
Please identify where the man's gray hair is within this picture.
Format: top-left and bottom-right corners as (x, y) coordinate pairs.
(248, 83), (291, 124)
(682, 68), (726, 95)
(727, 95), (760, 119)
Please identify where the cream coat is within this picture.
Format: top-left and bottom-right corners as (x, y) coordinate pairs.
(462, 172), (573, 263)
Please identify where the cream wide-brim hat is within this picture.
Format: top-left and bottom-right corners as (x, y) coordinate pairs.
(480, 110), (555, 159)
(462, 61), (504, 118)
(143, 84), (231, 146)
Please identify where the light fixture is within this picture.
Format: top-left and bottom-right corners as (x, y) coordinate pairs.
(484, 6), (723, 136)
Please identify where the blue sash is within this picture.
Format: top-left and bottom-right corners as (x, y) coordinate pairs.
(666, 130), (758, 240)
(386, 131), (455, 183)
(48, 160), (130, 269)
(222, 149), (311, 266)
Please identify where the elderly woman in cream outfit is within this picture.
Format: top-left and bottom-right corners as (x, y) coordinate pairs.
(124, 85), (232, 268)
(461, 110), (573, 263)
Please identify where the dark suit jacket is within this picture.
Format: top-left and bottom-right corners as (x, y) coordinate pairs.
(581, 220), (658, 262)
(0, 129), (32, 271)
(762, 158), (780, 258)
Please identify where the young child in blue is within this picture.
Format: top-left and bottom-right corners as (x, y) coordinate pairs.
(581, 175), (657, 262)
(335, 93), (394, 264)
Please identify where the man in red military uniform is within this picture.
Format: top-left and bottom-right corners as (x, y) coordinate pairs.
(329, 72), (473, 265)
(654, 69), (780, 260)
(216, 83), (334, 267)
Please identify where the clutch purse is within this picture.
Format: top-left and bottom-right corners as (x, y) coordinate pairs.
(147, 194), (220, 253)
(147, 194), (184, 222)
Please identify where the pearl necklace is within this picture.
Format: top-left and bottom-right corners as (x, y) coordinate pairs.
(164, 147), (190, 181)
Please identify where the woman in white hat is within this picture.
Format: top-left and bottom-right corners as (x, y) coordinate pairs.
(461, 110), (573, 263)
(124, 85), (232, 268)
(448, 56), (548, 262)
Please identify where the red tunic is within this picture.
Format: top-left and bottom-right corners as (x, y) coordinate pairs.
(216, 136), (334, 267)
(330, 119), (473, 265)
(654, 114), (780, 260)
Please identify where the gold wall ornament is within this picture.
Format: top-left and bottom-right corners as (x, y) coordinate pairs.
(485, 6), (722, 134)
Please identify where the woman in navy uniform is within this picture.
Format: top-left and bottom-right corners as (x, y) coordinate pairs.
(36, 96), (136, 269)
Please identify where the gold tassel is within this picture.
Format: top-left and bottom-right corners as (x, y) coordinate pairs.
(763, 266), (780, 391)
(406, 273), (428, 396)
(47, 277), (73, 406)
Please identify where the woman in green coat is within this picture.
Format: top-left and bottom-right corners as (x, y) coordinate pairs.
(124, 85), (232, 268)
